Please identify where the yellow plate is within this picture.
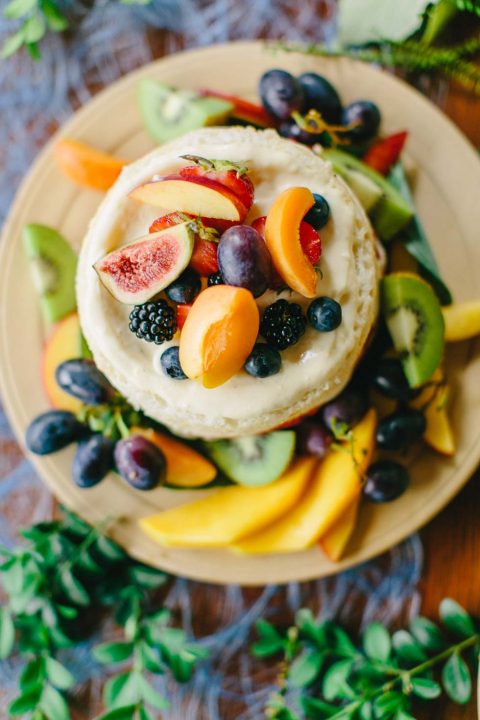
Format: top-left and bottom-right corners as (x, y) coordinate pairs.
(0, 42), (479, 585)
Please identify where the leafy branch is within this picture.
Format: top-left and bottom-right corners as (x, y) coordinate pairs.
(252, 599), (480, 719)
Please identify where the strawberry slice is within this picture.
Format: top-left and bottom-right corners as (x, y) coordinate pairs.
(176, 303), (192, 330)
(363, 132), (408, 176)
(252, 216), (322, 266)
(190, 239), (219, 276)
(179, 155), (254, 215)
(200, 89), (275, 128)
(149, 212), (192, 234)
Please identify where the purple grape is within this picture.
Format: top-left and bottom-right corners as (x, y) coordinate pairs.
(55, 359), (114, 405)
(363, 460), (410, 503)
(26, 410), (83, 455)
(296, 422), (332, 458)
(376, 409), (426, 451)
(259, 69), (304, 120)
(114, 435), (166, 490)
(298, 72), (342, 123)
(342, 101), (381, 143)
(322, 389), (368, 434)
(73, 434), (115, 488)
(217, 225), (272, 298)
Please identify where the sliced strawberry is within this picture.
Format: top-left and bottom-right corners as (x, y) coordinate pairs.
(363, 132), (408, 176)
(190, 239), (219, 276)
(200, 89), (275, 128)
(252, 216), (321, 266)
(149, 212), (192, 234)
(179, 156), (254, 216)
(176, 303), (192, 330)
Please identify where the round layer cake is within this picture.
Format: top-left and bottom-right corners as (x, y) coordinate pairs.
(77, 126), (380, 439)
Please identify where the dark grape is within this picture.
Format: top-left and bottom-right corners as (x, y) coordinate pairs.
(298, 72), (342, 122)
(244, 344), (281, 378)
(376, 409), (427, 451)
(72, 435), (115, 488)
(363, 460), (410, 502)
(259, 69), (304, 120)
(296, 422), (332, 458)
(165, 268), (201, 304)
(114, 435), (166, 490)
(322, 389), (368, 434)
(207, 272), (224, 286)
(307, 297), (342, 332)
(160, 346), (187, 380)
(342, 100), (381, 143)
(55, 359), (114, 405)
(26, 410), (83, 455)
(217, 225), (272, 298)
(278, 119), (324, 146)
(304, 193), (330, 230)
(371, 357), (420, 402)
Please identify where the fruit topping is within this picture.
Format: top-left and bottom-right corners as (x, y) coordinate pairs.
(321, 500), (359, 562)
(322, 388), (368, 434)
(342, 100), (381, 143)
(303, 193), (330, 230)
(279, 118), (324, 146)
(149, 211), (193, 234)
(200, 89), (275, 127)
(160, 346), (187, 380)
(381, 272), (445, 387)
(114, 435), (166, 490)
(94, 222), (194, 305)
(54, 138), (125, 191)
(176, 303), (192, 330)
(411, 368), (455, 457)
(298, 72), (342, 123)
(307, 296), (342, 332)
(244, 343), (282, 378)
(217, 224), (272, 298)
(207, 271), (224, 286)
(376, 408), (427, 451)
(179, 285), (259, 388)
(204, 430), (296, 487)
(72, 435), (115, 488)
(363, 460), (410, 503)
(371, 357), (419, 402)
(363, 132), (408, 176)
(296, 421), (332, 458)
(138, 79), (233, 145)
(23, 224), (77, 324)
(442, 300), (480, 342)
(179, 155), (254, 213)
(260, 299), (307, 351)
(252, 215), (321, 270)
(43, 313), (84, 413)
(26, 410), (83, 455)
(55, 359), (115, 405)
(190, 238), (219, 275)
(165, 267), (201, 304)
(265, 187), (318, 297)
(129, 300), (177, 345)
(259, 69), (304, 120)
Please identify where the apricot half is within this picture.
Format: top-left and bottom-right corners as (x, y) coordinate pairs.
(265, 187), (318, 298)
(54, 139), (125, 191)
(179, 285), (259, 388)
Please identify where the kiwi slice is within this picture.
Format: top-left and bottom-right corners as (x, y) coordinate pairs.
(138, 80), (234, 145)
(381, 272), (445, 388)
(23, 224), (77, 324)
(204, 431), (296, 487)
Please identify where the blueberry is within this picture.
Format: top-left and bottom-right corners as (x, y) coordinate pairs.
(278, 119), (324, 146)
(376, 409), (427, 451)
(296, 421), (332, 457)
(371, 358), (419, 402)
(322, 389), (368, 434)
(160, 346), (187, 380)
(259, 69), (304, 120)
(26, 410), (83, 455)
(244, 343), (281, 378)
(298, 72), (342, 123)
(165, 268), (201, 304)
(308, 297), (342, 332)
(304, 193), (330, 230)
(114, 435), (166, 490)
(55, 359), (114, 405)
(207, 272), (224, 286)
(72, 434), (115, 488)
(363, 460), (410, 502)
(342, 100), (381, 143)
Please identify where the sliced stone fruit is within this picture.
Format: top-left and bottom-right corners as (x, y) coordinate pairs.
(42, 313), (83, 414)
(138, 79), (233, 145)
(204, 431), (296, 487)
(138, 456), (317, 548)
(179, 285), (259, 388)
(54, 138), (125, 191)
(442, 300), (480, 342)
(320, 498), (359, 562)
(23, 224), (77, 324)
(94, 222), (193, 305)
(381, 272), (445, 388)
(410, 368), (455, 456)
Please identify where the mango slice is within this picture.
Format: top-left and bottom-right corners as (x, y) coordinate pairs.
(442, 301), (480, 342)
(138, 456), (317, 548)
(54, 138), (125, 191)
(411, 369), (455, 457)
(132, 427), (217, 488)
(43, 313), (83, 414)
(265, 187), (318, 298)
(234, 409), (377, 555)
(320, 499), (359, 562)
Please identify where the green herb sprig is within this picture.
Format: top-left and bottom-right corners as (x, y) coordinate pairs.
(252, 600), (480, 719)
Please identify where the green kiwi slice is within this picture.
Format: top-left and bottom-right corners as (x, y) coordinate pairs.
(381, 272), (445, 388)
(23, 224), (77, 324)
(204, 431), (296, 487)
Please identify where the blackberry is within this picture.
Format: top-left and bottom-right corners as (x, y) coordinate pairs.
(129, 300), (177, 345)
(260, 299), (307, 350)
(208, 272), (224, 286)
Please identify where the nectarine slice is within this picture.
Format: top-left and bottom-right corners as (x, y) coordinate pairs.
(54, 139), (125, 191)
(320, 499), (359, 562)
(265, 187), (318, 298)
(179, 285), (259, 388)
(43, 313), (83, 413)
(411, 368), (455, 457)
(442, 300), (480, 342)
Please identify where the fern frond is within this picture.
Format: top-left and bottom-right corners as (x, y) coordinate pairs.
(447, 0), (480, 16)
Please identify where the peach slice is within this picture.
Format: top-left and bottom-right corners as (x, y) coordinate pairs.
(265, 187), (317, 298)
(179, 285), (259, 388)
(129, 175), (247, 221)
(54, 139), (125, 191)
(43, 313), (83, 413)
(320, 499), (359, 562)
(411, 368), (455, 457)
(442, 300), (480, 342)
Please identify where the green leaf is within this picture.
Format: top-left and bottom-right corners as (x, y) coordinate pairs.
(95, 535), (125, 562)
(138, 707), (155, 720)
(45, 657), (75, 691)
(96, 707), (136, 720)
(289, 650), (323, 688)
(295, 608), (326, 646)
(0, 607), (15, 659)
(8, 689), (41, 716)
(2, 558), (27, 595)
(252, 619), (285, 657)
(22, 13), (46, 43)
(0, 29), (25, 58)
(363, 622), (392, 662)
(41, 0), (68, 31)
(439, 598), (476, 638)
(358, 703), (374, 720)
(128, 564), (166, 589)
(139, 641), (164, 673)
(39, 684), (70, 720)
(395, 712), (417, 720)
(441, 653), (472, 704)
(328, 623), (357, 657)
(3, 0), (36, 19)
(409, 616), (445, 653)
(59, 568), (90, 606)
(20, 658), (45, 691)
(373, 692), (405, 717)
(49, 625), (74, 649)
(103, 672), (140, 709)
(322, 659), (354, 701)
(56, 604), (78, 620)
(338, 0), (432, 45)
(392, 630), (428, 665)
(77, 550), (103, 575)
(410, 677), (442, 699)
(138, 675), (169, 710)
(93, 641), (133, 664)
(301, 696), (339, 718)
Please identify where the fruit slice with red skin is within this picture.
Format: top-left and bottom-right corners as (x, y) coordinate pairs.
(43, 313), (83, 413)
(94, 222), (194, 304)
(190, 239), (219, 275)
(179, 156), (254, 213)
(200, 89), (275, 127)
(54, 138), (125, 191)
(129, 175), (248, 221)
(253, 216), (321, 265)
(264, 188), (318, 298)
(363, 132), (408, 176)
(176, 303), (192, 330)
(149, 211), (191, 234)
